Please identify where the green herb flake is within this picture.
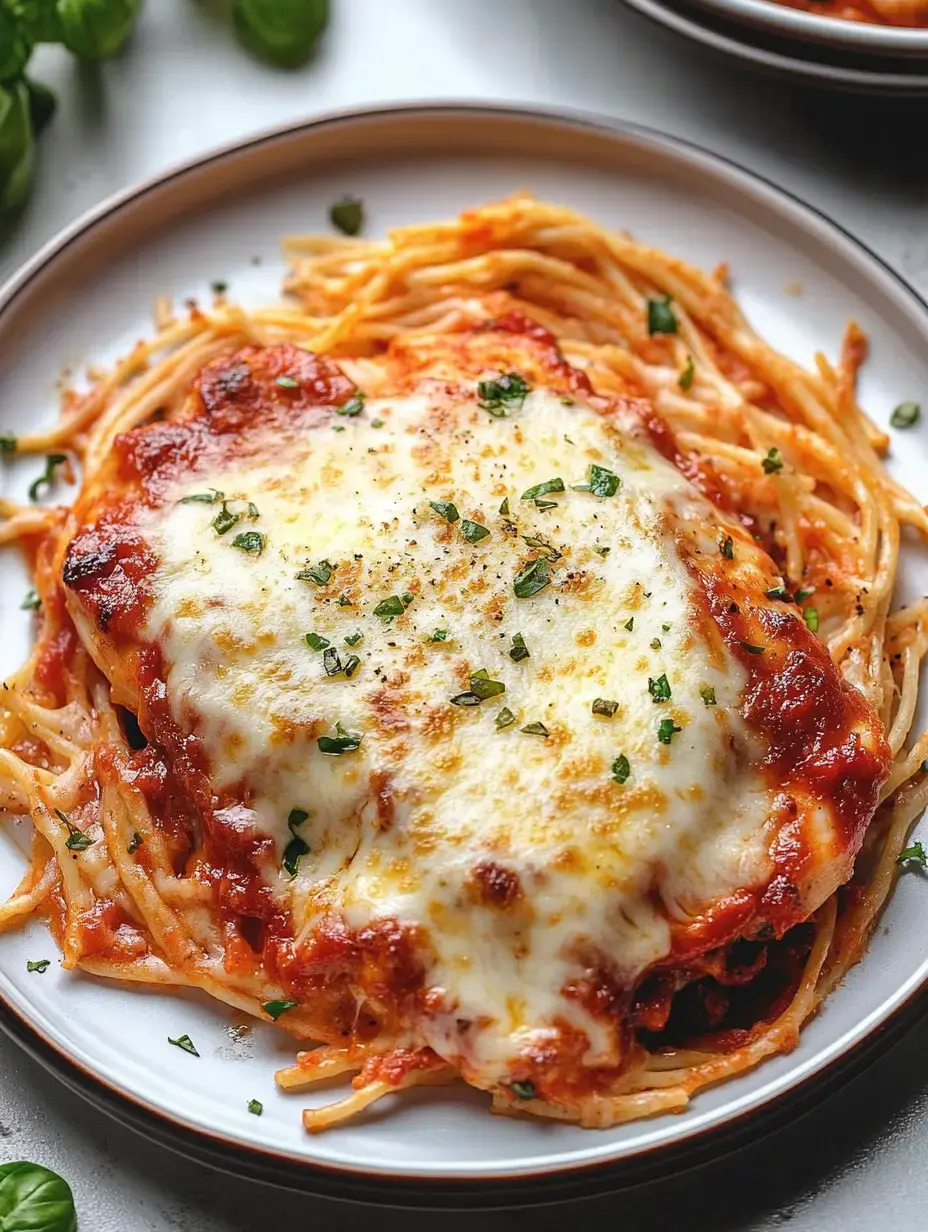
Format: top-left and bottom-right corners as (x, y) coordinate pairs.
(212, 502), (241, 536)
(765, 586), (792, 602)
(534, 498), (557, 511)
(179, 488), (224, 505)
(297, 560), (333, 586)
(305, 632), (331, 651)
(429, 499), (460, 524)
(374, 594), (407, 619)
(248, 1099), (263, 1116)
(624, 616), (634, 632)
(275, 375), (300, 389)
(211, 279), (228, 295)
(263, 999), (298, 1021)
(323, 648), (342, 676)
(657, 719), (682, 745)
(337, 396), (365, 417)
(450, 692), (481, 708)
(650, 638), (661, 650)
(168, 1034), (199, 1056)
(890, 401), (920, 429)
(510, 1080), (536, 1100)
(720, 535), (734, 559)
(678, 356), (695, 390)
(520, 535), (561, 562)
(897, 841), (927, 868)
(127, 832), (143, 855)
(345, 631), (363, 647)
(469, 672), (505, 701)
(499, 497), (510, 515)
(371, 418), (384, 429)
(495, 707), (516, 730)
(316, 722), (362, 756)
(20, 589), (40, 612)
(427, 628), (450, 643)
(282, 812), (308, 879)
(231, 530), (265, 555)
(509, 632), (529, 662)
(739, 641), (766, 655)
(477, 372), (531, 417)
(588, 464), (620, 498)
(804, 607), (820, 633)
(330, 196), (364, 236)
(700, 686), (717, 707)
(460, 519), (490, 543)
(26, 959), (50, 973)
(592, 698), (618, 718)
(0, 432), (18, 453)
(794, 586), (815, 604)
(521, 478), (565, 502)
(762, 447), (784, 475)
(28, 453), (68, 503)
(648, 674), (671, 703)
(513, 557), (550, 599)
(338, 594), (353, 606)
(520, 722), (549, 737)
(611, 754), (631, 784)
(647, 295), (677, 336)
(55, 808), (91, 851)
(593, 544), (611, 557)
(344, 655), (362, 678)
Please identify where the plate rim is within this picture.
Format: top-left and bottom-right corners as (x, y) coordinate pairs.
(684, 0), (928, 56)
(619, 0), (928, 89)
(2, 99), (928, 1193)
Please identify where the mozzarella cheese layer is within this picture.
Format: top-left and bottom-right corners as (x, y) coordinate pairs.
(144, 386), (773, 1072)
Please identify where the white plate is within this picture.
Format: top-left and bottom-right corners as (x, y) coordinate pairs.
(0, 104), (927, 1198)
(621, 0), (928, 90)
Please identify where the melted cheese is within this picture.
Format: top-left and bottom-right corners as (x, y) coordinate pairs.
(144, 387), (774, 1074)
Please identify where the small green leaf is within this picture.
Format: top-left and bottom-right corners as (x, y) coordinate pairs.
(337, 396), (365, 417)
(765, 587), (791, 602)
(587, 465), (620, 498)
(179, 488), (224, 504)
(509, 633), (529, 662)
(513, 557), (549, 599)
(317, 722), (362, 755)
(520, 721), (549, 737)
(427, 628), (450, 643)
(719, 535), (734, 560)
(794, 586), (815, 604)
(371, 417), (384, 428)
(275, 374), (300, 389)
(429, 500), (460, 524)
(305, 632), (331, 651)
(263, 999), (298, 1021)
(55, 808), (91, 851)
(26, 959), (50, 973)
(345, 631), (363, 647)
(700, 686), (717, 707)
(592, 699), (618, 717)
(647, 296), (677, 336)
(469, 672), (505, 701)
(648, 674), (671, 703)
(611, 754), (631, 784)
(28, 453), (67, 503)
(168, 1034), (199, 1056)
(374, 595), (406, 619)
(477, 372), (530, 417)
(460, 519), (490, 543)
(762, 447), (783, 474)
(20, 589), (40, 611)
(678, 356), (695, 390)
(344, 655), (362, 678)
(450, 692), (481, 707)
(248, 1098), (263, 1115)
(521, 478), (564, 501)
(495, 707), (516, 730)
(499, 497), (510, 515)
(127, 832), (143, 854)
(890, 401), (920, 429)
(0, 432), (18, 453)
(510, 1080), (536, 1100)
(323, 647), (342, 676)
(624, 616), (634, 632)
(804, 607), (819, 633)
(211, 279), (228, 295)
(231, 530), (265, 555)
(657, 719), (682, 745)
(297, 560), (333, 586)
(329, 196), (364, 236)
(212, 502), (241, 536)
(897, 841), (927, 868)
(0, 1161), (76, 1232)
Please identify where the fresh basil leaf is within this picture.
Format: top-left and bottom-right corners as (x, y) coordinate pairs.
(262, 999), (298, 1021)
(0, 1161), (76, 1232)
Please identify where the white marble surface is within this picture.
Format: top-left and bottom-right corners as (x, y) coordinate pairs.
(2, 0), (928, 1226)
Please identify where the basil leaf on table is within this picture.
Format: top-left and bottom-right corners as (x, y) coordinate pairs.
(0, 1160), (77, 1232)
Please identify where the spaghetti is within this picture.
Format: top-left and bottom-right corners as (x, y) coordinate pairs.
(1, 194), (927, 1133)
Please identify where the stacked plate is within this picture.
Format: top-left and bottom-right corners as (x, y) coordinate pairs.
(622, 0), (928, 92)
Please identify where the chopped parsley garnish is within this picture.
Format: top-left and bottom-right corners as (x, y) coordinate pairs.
(624, 616), (634, 632)
(316, 722), (362, 755)
(283, 808), (310, 877)
(762, 447), (783, 474)
(296, 560), (333, 586)
(275, 374), (300, 389)
(650, 638), (661, 650)
(477, 372), (531, 417)
(794, 586), (815, 604)
(212, 501), (241, 536)
(765, 586), (791, 602)
(592, 698), (618, 717)
(337, 396), (365, 417)
(330, 195), (364, 236)
(21, 589), (40, 611)
(890, 401), (920, 429)
(700, 686), (717, 706)
(534, 498), (558, 511)
(127, 832), (143, 855)
(345, 631), (363, 647)
(647, 295), (677, 336)
(509, 633), (529, 662)
(521, 478), (564, 502)
(323, 647), (342, 676)
(657, 719), (682, 745)
(179, 488), (224, 504)
(374, 594), (412, 619)
(897, 841), (927, 868)
(231, 530), (265, 555)
(28, 453), (67, 502)
(719, 535), (734, 559)
(338, 594), (353, 606)
(648, 674), (671, 703)
(55, 808), (91, 851)
(450, 692), (481, 708)
(678, 356), (695, 390)
(584, 465), (621, 498)
(495, 707), (516, 730)
(460, 519), (490, 543)
(804, 607), (820, 633)
(211, 279), (228, 294)
(739, 641), (766, 655)
(371, 417), (384, 428)
(429, 500), (460, 524)
(611, 754), (631, 784)
(469, 670), (506, 701)
(26, 959), (50, 973)
(513, 557), (549, 599)
(305, 632), (331, 651)
(0, 432), (17, 453)
(521, 535), (561, 562)
(248, 1099), (263, 1116)
(510, 1080), (536, 1100)
(262, 1000), (298, 1021)
(593, 544), (610, 557)
(499, 497), (510, 515)
(427, 629), (450, 643)
(344, 655), (361, 678)
(662, 622), (671, 632)
(168, 1034), (199, 1056)
(520, 722), (549, 737)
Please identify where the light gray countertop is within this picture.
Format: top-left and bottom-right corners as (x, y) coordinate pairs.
(3, 1), (928, 1227)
